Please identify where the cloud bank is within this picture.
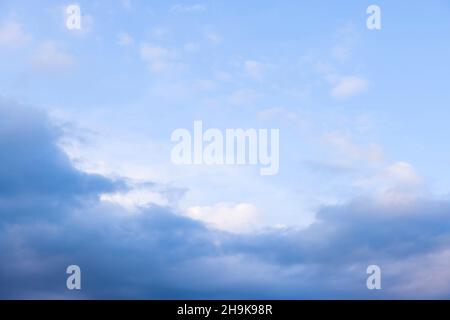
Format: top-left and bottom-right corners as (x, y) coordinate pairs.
(1, 99), (450, 299)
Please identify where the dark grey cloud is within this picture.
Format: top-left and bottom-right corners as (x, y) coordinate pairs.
(0, 98), (122, 224)
(1, 99), (450, 299)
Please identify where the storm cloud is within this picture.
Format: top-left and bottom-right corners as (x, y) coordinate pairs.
(1, 99), (450, 299)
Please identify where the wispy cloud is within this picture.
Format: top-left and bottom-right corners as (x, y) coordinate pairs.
(30, 41), (74, 71)
(0, 19), (31, 48)
(140, 43), (179, 72)
(120, 0), (133, 10)
(186, 203), (260, 233)
(204, 29), (222, 44)
(330, 75), (368, 99)
(243, 60), (266, 81)
(170, 3), (206, 13)
(116, 32), (134, 46)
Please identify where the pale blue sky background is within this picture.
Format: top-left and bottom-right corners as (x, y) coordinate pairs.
(1, 0), (450, 298)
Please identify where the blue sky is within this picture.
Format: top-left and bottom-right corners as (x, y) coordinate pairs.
(1, 0), (450, 298)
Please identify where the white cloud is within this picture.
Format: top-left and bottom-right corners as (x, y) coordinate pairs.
(100, 188), (169, 212)
(30, 41), (73, 70)
(229, 89), (259, 106)
(0, 19), (31, 47)
(355, 161), (424, 207)
(117, 32), (133, 46)
(204, 30), (221, 44)
(383, 162), (422, 187)
(323, 129), (424, 207)
(331, 45), (352, 63)
(331, 24), (359, 63)
(194, 79), (218, 92)
(171, 3), (206, 13)
(214, 70), (233, 82)
(184, 42), (199, 52)
(324, 131), (383, 165)
(331, 75), (368, 99)
(244, 60), (266, 81)
(140, 43), (178, 72)
(359, 162), (422, 189)
(151, 27), (167, 38)
(120, 0), (133, 10)
(257, 107), (298, 123)
(186, 203), (260, 233)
